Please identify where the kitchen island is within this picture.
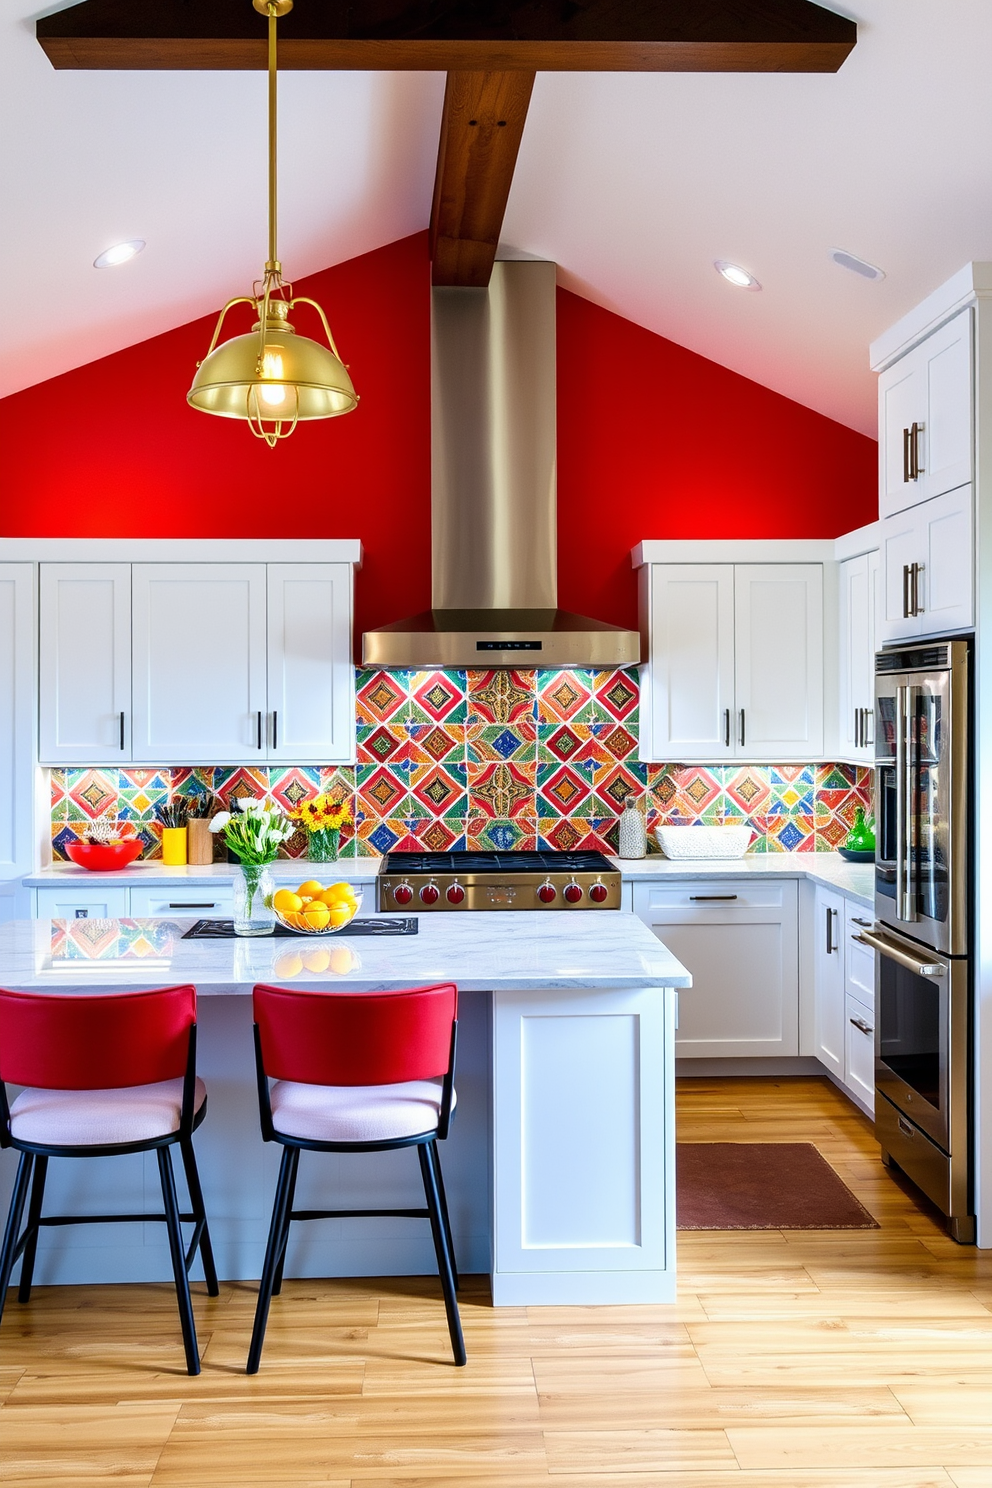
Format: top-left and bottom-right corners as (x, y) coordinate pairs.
(0, 911), (690, 1306)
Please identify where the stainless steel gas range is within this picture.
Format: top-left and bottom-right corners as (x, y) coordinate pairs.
(376, 850), (622, 912)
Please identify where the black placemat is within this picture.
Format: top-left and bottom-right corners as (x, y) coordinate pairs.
(182, 917), (418, 939)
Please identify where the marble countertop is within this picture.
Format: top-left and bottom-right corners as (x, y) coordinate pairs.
(23, 860), (381, 887)
(24, 852), (875, 907)
(607, 851), (875, 908)
(0, 911), (692, 994)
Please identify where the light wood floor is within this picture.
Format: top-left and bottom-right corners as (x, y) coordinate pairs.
(3, 1076), (992, 1487)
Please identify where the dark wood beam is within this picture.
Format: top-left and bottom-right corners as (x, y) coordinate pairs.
(37, 0), (856, 72)
(430, 71), (534, 287)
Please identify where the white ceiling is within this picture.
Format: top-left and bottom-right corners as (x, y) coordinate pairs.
(5, 0), (992, 434)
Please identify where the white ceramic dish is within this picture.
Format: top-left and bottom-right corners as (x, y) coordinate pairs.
(654, 826), (752, 860)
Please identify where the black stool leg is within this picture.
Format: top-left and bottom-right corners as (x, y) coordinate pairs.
(179, 1136), (219, 1296)
(271, 1146), (300, 1298)
(427, 1141), (459, 1292)
(17, 1154), (49, 1304)
(0, 1153), (33, 1329)
(247, 1146), (298, 1374)
(418, 1140), (466, 1366)
(158, 1145), (200, 1376)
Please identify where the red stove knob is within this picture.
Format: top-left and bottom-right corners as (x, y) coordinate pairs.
(420, 882), (440, 905)
(563, 880), (583, 904)
(392, 882), (413, 906)
(446, 882), (465, 904)
(537, 880), (557, 904)
(589, 881), (609, 903)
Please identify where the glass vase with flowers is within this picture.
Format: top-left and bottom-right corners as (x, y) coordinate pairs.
(296, 794), (352, 863)
(209, 799), (295, 935)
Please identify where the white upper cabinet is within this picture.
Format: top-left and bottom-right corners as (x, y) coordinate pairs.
(266, 564), (354, 763)
(838, 549), (879, 761)
(39, 556), (357, 765)
(646, 565), (735, 760)
(638, 559), (823, 763)
(132, 564), (268, 764)
(878, 307), (973, 518)
(0, 565), (34, 879)
(39, 564), (131, 764)
(734, 564), (823, 759)
(878, 484), (973, 645)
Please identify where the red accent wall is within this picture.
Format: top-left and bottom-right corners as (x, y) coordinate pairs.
(0, 230), (877, 646)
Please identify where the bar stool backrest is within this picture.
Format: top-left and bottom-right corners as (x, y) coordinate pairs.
(252, 983), (458, 1086)
(0, 985), (197, 1091)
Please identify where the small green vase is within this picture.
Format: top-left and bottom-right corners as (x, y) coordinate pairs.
(844, 805), (875, 853)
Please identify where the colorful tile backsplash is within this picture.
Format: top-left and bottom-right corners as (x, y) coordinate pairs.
(50, 668), (874, 860)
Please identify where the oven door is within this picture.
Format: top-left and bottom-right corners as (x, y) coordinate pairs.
(855, 923), (966, 1152)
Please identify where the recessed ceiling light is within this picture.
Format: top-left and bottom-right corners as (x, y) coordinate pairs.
(93, 240), (146, 269)
(714, 260), (761, 291)
(830, 248), (885, 282)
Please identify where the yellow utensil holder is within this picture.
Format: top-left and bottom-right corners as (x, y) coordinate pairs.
(161, 827), (188, 866)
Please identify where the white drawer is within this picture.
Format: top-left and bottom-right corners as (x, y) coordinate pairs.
(845, 904), (876, 1011)
(35, 886), (129, 920)
(634, 880), (790, 914)
(845, 993), (875, 1113)
(129, 886), (233, 918)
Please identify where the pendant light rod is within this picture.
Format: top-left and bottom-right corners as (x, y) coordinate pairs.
(255, 0), (290, 270)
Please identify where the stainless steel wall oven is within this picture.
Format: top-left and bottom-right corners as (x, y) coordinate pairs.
(864, 639), (973, 1242)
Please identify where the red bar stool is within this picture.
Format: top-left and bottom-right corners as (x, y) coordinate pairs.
(248, 981), (464, 1373)
(0, 985), (218, 1376)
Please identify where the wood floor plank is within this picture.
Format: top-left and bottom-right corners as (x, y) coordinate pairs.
(4, 1075), (992, 1485)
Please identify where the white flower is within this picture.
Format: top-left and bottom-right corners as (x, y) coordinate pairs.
(208, 811), (232, 833)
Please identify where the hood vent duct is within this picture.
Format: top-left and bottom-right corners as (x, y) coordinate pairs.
(362, 259), (641, 668)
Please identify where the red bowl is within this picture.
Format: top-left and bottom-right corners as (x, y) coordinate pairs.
(65, 840), (143, 872)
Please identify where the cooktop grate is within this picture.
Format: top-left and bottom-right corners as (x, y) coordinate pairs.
(382, 850), (613, 875)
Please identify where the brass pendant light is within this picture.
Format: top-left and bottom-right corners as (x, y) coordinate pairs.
(187, 0), (358, 446)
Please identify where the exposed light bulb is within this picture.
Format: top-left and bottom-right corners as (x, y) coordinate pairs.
(714, 260), (761, 291)
(94, 240), (146, 269)
(259, 351), (286, 406)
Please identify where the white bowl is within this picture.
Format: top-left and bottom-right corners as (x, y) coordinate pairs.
(654, 826), (752, 860)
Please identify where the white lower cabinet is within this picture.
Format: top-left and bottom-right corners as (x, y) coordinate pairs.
(128, 886), (233, 918)
(812, 890), (875, 1115)
(812, 885), (846, 1079)
(632, 880), (799, 1058)
(35, 886), (129, 920)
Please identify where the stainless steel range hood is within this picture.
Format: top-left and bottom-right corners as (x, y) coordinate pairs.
(362, 259), (640, 668)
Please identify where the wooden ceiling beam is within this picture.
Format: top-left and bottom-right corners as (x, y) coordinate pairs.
(37, 0), (856, 73)
(430, 71), (534, 287)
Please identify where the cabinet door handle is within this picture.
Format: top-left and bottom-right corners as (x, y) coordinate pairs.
(913, 562), (925, 616)
(826, 904), (838, 954)
(739, 708), (746, 748)
(256, 710), (263, 749)
(902, 563), (912, 619)
(902, 426), (912, 484)
(849, 1016), (874, 1036)
(724, 708), (731, 748)
(866, 707), (874, 746)
(272, 710), (278, 751)
(854, 707), (860, 748)
(689, 894), (739, 901)
(913, 420), (924, 477)
(119, 711), (126, 751)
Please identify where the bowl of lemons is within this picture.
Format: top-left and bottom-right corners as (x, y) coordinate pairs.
(271, 878), (362, 935)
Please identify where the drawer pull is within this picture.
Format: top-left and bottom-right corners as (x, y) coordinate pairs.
(849, 1016), (873, 1036)
(168, 902), (219, 909)
(852, 917), (873, 928)
(897, 1115), (915, 1138)
(689, 894), (739, 902)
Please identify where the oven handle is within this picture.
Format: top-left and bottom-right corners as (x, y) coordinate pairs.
(852, 928), (946, 979)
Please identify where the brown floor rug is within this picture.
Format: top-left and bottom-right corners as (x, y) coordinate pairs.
(677, 1142), (880, 1230)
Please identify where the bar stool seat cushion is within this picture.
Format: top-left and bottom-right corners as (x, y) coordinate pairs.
(270, 1078), (455, 1144)
(9, 1077), (206, 1147)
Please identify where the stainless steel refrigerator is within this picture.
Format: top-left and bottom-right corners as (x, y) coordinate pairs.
(858, 638), (973, 1242)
